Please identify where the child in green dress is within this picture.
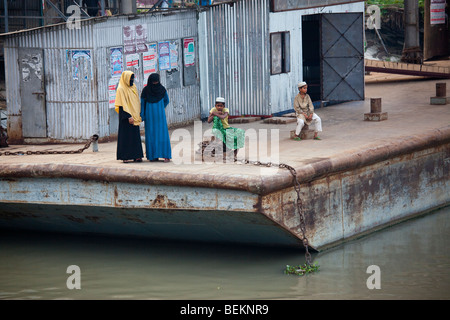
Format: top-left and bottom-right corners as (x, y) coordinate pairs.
(207, 97), (245, 161)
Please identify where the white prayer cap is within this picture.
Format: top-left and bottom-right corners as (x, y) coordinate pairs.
(215, 97), (226, 103)
(297, 81), (307, 88)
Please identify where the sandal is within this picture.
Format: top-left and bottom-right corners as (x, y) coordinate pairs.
(149, 158), (159, 162)
(134, 158), (143, 162)
(122, 160), (133, 163)
(293, 137), (302, 141)
(164, 158), (170, 163)
(314, 136), (321, 140)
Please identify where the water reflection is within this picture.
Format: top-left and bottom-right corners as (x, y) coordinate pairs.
(0, 206), (449, 300)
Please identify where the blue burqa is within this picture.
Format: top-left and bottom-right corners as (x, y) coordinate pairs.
(140, 74), (171, 161)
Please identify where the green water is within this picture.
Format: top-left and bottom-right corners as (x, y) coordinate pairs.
(0, 206), (449, 300)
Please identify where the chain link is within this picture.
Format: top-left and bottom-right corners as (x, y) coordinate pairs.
(0, 135), (99, 157)
(238, 159), (312, 265)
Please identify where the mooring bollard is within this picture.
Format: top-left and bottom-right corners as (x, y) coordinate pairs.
(430, 83), (449, 105)
(92, 134), (99, 152)
(364, 98), (388, 121)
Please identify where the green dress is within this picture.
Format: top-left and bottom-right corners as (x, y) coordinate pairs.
(212, 116), (245, 150)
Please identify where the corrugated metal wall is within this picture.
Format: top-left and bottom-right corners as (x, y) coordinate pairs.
(199, 0), (270, 118)
(3, 10), (200, 142)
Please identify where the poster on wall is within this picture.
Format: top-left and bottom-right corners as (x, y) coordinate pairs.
(110, 47), (123, 78)
(135, 24), (148, 53)
(170, 41), (179, 69)
(126, 53), (141, 85)
(123, 24), (148, 54)
(158, 41), (170, 71)
(123, 25), (136, 54)
(108, 77), (120, 109)
(71, 50), (93, 80)
(143, 43), (158, 86)
(183, 38), (195, 67)
(430, 0), (445, 25)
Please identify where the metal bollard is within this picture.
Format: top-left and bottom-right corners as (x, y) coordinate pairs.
(92, 134), (99, 152)
(436, 83), (446, 98)
(431, 83), (449, 105)
(370, 98), (382, 113)
(364, 98), (388, 121)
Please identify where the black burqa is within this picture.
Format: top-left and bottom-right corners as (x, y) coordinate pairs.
(141, 73), (167, 103)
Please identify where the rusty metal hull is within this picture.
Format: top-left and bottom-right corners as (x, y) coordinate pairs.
(0, 131), (449, 250)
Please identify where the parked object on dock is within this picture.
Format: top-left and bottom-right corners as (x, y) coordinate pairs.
(364, 98), (388, 121)
(430, 83), (450, 105)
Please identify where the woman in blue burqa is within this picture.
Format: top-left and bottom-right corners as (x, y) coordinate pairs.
(140, 73), (172, 162)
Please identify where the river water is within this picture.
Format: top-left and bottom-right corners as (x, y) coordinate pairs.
(0, 206), (449, 301)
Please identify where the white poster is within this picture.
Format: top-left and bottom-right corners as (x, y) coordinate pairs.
(431, 0), (445, 25)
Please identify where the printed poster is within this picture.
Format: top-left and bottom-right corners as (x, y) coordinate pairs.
(123, 24), (148, 54)
(143, 43), (158, 86)
(108, 77), (120, 109)
(135, 24), (148, 53)
(183, 38), (195, 67)
(110, 47), (123, 78)
(430, 0), (445, 25)
(71, 50), (93, 80)
(123, 25), (136, 54)
(158, 41), (170, 71)
(126, 53), (141, 85)
(170, 41), (178, 69)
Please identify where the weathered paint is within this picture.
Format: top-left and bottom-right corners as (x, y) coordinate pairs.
(261, 144), (450, 250)
(0, 130), (449, 250)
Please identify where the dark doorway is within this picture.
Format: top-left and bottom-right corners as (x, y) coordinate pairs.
(302, 15), (321, 102)
(302, 13), (364, 103)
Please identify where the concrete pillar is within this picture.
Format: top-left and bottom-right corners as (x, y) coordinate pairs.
(401, 0), (423, 64)
(121, 0), (136, 14)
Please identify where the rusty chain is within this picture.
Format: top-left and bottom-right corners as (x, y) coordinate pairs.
(0, 135), (99, 156)
(238, 158), (312, 265)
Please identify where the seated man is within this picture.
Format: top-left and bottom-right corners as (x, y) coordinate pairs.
(293, 81), (322, 141)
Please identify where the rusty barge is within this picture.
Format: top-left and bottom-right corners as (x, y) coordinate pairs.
(1, 79), (449, 251)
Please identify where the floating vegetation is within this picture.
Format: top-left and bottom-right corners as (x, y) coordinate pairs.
(285, 263), (320, 276)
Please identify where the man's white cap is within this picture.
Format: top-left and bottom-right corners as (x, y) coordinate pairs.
(215, 97), (226, 103)
(297, 81), (307, 88)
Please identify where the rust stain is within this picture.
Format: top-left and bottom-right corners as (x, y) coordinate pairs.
(151, 194), (178, 209)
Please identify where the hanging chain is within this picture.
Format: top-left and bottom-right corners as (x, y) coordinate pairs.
(0, 135), (99, 156)
(238, 159), (312, 265)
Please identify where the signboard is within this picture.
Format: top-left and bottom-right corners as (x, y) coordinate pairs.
(430, 0), (445, 25)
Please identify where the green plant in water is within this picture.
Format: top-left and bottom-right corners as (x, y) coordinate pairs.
(285, 263), (320, 276)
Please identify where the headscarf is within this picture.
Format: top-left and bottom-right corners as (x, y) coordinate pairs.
(115, 70), (142, 126)
(141, 73), (167, 103)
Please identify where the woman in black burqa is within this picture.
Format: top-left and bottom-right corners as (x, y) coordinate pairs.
(140, 73), (171, 162)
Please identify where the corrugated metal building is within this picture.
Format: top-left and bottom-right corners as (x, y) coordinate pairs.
(3, 9), (200, 143)
(199, 0), (365, 118)
(2, 0), (365, 144)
